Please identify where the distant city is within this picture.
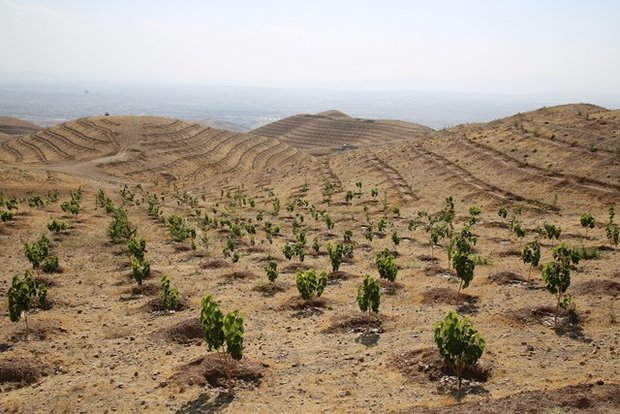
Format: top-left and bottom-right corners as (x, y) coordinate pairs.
(1, 79), (619, 130)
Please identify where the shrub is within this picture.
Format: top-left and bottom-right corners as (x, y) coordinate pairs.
(357, 274), (381, 324)
(127, 237), (147, 262)
(345, 191), (353, 204)
(295, 269), (327, 300)
(434, 311), (485, 388)
(324, 214), (335, 231)
(5, 198), (18, 211)
(24, 234), (51, 269)
(364, 222), (374, 242)
(468, 206), (481, 225)
(452, 250), (476, 295)
(108, 208), (136, 244)
(47, 218), (68, 233)
(283, 242), (294, 260)
(27, 194), (44, 208)
(580, 212), (595, 238)
(199, 295), (244, 396)
(371, 188), (379, 198)
(0, 210), (14, 222)
(520, 240), (541, 280)
(541, 261), (572, 325)
(264, 257), (278, 283)
(343, 229), (353, 244)
(377, 218), (387, 233)
(46, 190), (59, 203)
(391, 231), (401, 247)
(312, 237), (320, 255)
(131, 258), (151, 285)
(542, 222), (562, 240)
(8, 271), (47, 333)
(42, 256), (60, 273)
(375, 248), (398, 282)
(60, 200), (79, 215)
(327, 242), (345, 272)
(606, 206), (619, 247)
(167, 214), (196, 244)
(160, 275), (180, 311)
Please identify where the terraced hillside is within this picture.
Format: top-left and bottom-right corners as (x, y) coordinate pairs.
(252, 110), (433, 155)
(0, 117), (41, 136)
(1, 104), (620, 414)
(0, 116), (310, 185)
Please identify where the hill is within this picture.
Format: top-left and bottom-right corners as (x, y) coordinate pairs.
(0, 104), (619, 414)
(0, 116), (41, 135)
(0, 115), (310, 185)
(251, 110), (434, 155)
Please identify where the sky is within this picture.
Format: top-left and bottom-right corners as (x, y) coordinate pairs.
(1, 0), (620, 94)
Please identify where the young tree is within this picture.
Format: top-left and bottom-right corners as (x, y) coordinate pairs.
(452, 249), (476, 296)
(391, 230), (401, 248)
(327, 242), (345, 272)
(434, 311), (485, 388)
(345, 191), (354, 205)
(520, 239), (541, 280)
(160, 275), (180, 311)
(295, 269), (327, 300)
(47, 218), (68, 233)
(312, 237), (320, 256)
(131, 258), (151, 285)
(580, 212), (595, 239)
(108, 208), (137, 244)
(199, 295), (244, 396)
(606, 205), (619, 247)
(127, 237), (147, 262)
(24, 234), (51, 269)
(264, 257), (278, 283)
(8, 271), (47, 336)
(357, 274), (381, 329)
(375, 249), (398, 282)
(541, 261), (572, 325)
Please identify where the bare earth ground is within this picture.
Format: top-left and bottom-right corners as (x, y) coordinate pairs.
(0, 104), (619, 413)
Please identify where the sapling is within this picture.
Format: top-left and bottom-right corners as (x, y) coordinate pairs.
(520, 240), (541, 280)
(295, 269), (327, 300)
(42, 255), (60, 273)
(24, 234), (51, 269)
(541, 260), (572, 325)
(605, 205), (619, 247)
(580, 212), (595, 239)
(357, 274), (381, 330)
(131, 258), (151, 285)
(327, 242), (345, 272)
(497, 206), (508, 219)
(542, 222), (561, 240)
(345, 191), (353, 205)
(364, 222), (374, 242)
(371, 188), (379, 198)
(375, 249), (398, 282)
(127, 237), (147, 262)
(264, 257), (278, 283)
(108, 208), (136, 244)
(324, 214), (335, 231)
(199, 295), (244, 396)
(8, 271), (47, 336)
(312, 237), (320, 255)
(434, 311), (485, 388)
(160, 275), (180, 311)
(47, 218), (67, 233)
(391, 231), (401, 247)
(452, 250), (476, 295)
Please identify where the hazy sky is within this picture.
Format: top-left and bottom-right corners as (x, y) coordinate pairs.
(1, 0), (619, 94)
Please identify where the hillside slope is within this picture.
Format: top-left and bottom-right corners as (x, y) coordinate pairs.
(0, 116), (41, 135)
(252, 110), (433, 155)
(0, 116), (310, 184)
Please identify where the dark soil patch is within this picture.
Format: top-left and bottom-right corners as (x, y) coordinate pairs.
(498, 249), (521, 258)
(221, 270), (257, 284)
(598, 244), (615, 252)
(170, 354), (266, 391)
(202, 259), (228, 269)
(421, 287), (476, 306)
(323, 312), (385, 334)
(487, 271), (541, 289)
(155, 318), (203, 345)
(8, 319), (66, 342)
(379, 279), (404, 295)
(244, 245), (266, 254)
(417, 254), (438, 262)
(125, 282), (159, 297)
(174, 244), (193, 253)
(424, 265), (454, 278)
(252, 281), (289, 297)
(509, 306), (587, 339)
(0, 356), (53, 389)
(145, 297), (190, 313)
(573, 279), (620, 297)
(34, 275), (59, 288)
(328, 270), (353, 284)
(393, 347), (492, 384)
(401, 382), (620, 414)
(281, 296), (328, 311)
(282, 263), (311, 274)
